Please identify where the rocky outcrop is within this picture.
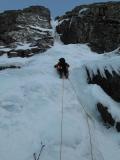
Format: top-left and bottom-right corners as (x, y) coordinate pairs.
(97, 103), (120, 132)
(86, 68), (120, 102)
(0, 6), (53, 57)
(97, 103), (115, 126)
(56, 1), (120, 53)
(116, 122), (120, 132)
(0, 65), (21, 70)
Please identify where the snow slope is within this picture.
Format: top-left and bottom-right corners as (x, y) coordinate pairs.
(0, 37), (120, 160)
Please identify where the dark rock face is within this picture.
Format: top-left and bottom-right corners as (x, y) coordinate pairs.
(56, 2), (120, 53)
(97, 103), (120, 132)
(97, 103), (115, 126)
(86, 68), (120, 102)
(116, 122), (120, 132)
(0, 65), (21, 70)
(0, 6), (53, 57)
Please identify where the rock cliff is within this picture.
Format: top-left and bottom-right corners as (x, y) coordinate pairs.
(56, 1), (120, 53)
(0, 6), (53, 57)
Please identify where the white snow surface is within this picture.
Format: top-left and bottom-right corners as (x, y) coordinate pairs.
(0, 54), (30, 67)
(79, 8), (89, 14)
(28, 25), (53, 32)
(0, 38), (120, 160)
(58, 19), (69, 25)
(0, 47), (11, 52)
(0, 43), (38, 53)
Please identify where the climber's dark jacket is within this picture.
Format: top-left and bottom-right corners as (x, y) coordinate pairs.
(54, 58), (70, 78)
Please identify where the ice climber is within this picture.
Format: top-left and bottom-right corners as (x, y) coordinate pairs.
(54, 58), (70, 79)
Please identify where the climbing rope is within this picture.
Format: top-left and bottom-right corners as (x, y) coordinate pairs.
(59, 79), (64, 160)
(68, 78), (94, 160)
(68, 78), (93, 120)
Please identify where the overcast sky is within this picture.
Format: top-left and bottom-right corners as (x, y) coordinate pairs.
(0, 0), (119, 17)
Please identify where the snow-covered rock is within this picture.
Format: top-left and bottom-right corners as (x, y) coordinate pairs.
(0, 6), (54, 57)
(56, 1), (120, 53)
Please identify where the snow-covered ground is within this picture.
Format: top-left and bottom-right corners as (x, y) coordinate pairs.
(0, 37), (120, 160)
